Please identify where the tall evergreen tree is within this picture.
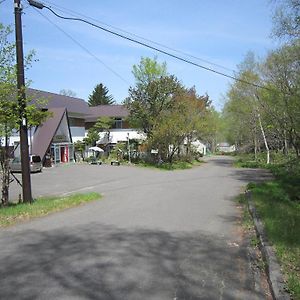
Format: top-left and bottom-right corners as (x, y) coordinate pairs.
(88, 83), (114, 106)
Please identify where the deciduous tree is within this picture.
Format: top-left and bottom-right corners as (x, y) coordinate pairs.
(0, 23), (48, 206)
(59, 89), (77, 97)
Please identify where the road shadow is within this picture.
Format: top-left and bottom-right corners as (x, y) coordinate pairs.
(206, 156), (235, 167)
(207, 156), (273, 184)
(231, 168), (273, 184)
(0, 224), (265, 299)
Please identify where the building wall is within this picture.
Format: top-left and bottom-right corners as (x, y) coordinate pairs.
(69, 117), (85, 127)
(97, 129), (145, 144)
(70, 126), (86, 142)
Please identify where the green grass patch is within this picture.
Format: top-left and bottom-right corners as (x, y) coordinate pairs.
(234, 153), (268, 168)
(134, 159), (204, 171)
(248, 182), (300, 299)
(235, 153), (300, 297)
(236, 194), (254, 230)
(0, 192), (101, 227)
(235, 153), (300, 202)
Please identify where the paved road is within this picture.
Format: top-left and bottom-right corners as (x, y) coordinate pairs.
(1, 156), (271, 299)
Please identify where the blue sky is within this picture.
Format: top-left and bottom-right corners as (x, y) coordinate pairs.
(1, 0), (276, 110)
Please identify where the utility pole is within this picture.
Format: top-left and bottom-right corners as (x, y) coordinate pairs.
(14, 0), (32, 203)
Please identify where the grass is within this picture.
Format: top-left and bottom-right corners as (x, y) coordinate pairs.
(235, 152), (300, 202)
(248, 182), (300, 299)
(235, 152), (300, 298)
(133, 159), (204, 171)
(0, 192), (101, 227)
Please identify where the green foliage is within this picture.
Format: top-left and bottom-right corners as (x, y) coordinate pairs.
(88, 83), (114, 106)
(135, 159), (202, 171)
(236, 152), (300, 202)
(126, 74), (182, 135)
(249, 182), (300, 298)
(132, 56), (167, 86)
(74, 140), (85, 152)
(83, 128), (99, 147)
(261, 41), (300, 155)
(84, 116), (114, 148)
(222, 52), (264, 152)
(149, 88), (210, 162)
(0, 193), (101, 227)
(222, 1), (300, 159)
(109, 142), (125, 161)
(126, 57), (216, 163)
(268, 159), (300, 202)
(74, 140), (86, 160)
(0, 23), (49, 205)
(272, 0), (300, 40)
(93, 116), (114, 132)
(223, 41), (300, 158)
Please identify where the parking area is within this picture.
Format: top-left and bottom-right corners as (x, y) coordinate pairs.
(9, 162), (136, 201)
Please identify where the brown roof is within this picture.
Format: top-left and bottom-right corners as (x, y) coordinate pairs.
(27, 88), (90, 116)
(31, 108), (67, 161)
(28, 88), (129, 122)
(86, 105), (129, 122)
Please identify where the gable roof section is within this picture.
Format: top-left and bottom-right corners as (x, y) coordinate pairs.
(27, 88), (90, 116)
(27, 88), (129, 122)
(31, 107), (67, 161)
(86, 105), (129, 122)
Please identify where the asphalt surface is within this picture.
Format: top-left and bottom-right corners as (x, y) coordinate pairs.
(1, 156), (272, 299)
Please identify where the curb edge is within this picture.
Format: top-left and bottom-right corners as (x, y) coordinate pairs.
(245, 190), (290, 300)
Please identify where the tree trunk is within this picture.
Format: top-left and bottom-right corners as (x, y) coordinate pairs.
(258, 113), (270, 164)
(1, 132), (10, 206)
(254, 125), (258, 161)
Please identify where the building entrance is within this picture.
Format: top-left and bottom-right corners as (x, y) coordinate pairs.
(51, 143), (74, 164)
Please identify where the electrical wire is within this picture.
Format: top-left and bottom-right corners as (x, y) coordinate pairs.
(29, 2), (271, 92)
(39, 0), (236, 74)
(34, 9), (130, 85)
(27, 1), (277, 93)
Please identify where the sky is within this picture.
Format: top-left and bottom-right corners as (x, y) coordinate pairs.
(1, 0), (277, 110)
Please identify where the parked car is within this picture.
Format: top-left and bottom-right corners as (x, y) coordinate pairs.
(10, 155), (43, 173)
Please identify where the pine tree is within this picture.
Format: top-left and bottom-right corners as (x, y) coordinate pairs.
(88, 83), (114, 106)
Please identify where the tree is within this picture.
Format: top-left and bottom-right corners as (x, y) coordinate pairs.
(126, 57), (213, 163)
(149, 88), (209, 163)
(223, 52), (271, 163)
(83, 117), (113, 150)
(88, 83), (114, 106)
(93, 116), (114, 150)
(59, 89), (77, 97)
(126, 75), (182, 137)
(74, 140), (85, 160)
(272, 0), (300, 40)
(261, 42), (300, 156)
(132, 56), (167, 87)
(83, 128), (99, 148)
(0, 23), (48, 206)
(125, 57), (172, 136)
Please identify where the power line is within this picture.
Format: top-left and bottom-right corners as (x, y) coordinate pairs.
(33, 8), (130, 86)
(39, 0), (236, 74)
(28, 0), (271, 92)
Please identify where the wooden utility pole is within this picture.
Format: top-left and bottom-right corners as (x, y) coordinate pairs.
(14, 0), (32, 203)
